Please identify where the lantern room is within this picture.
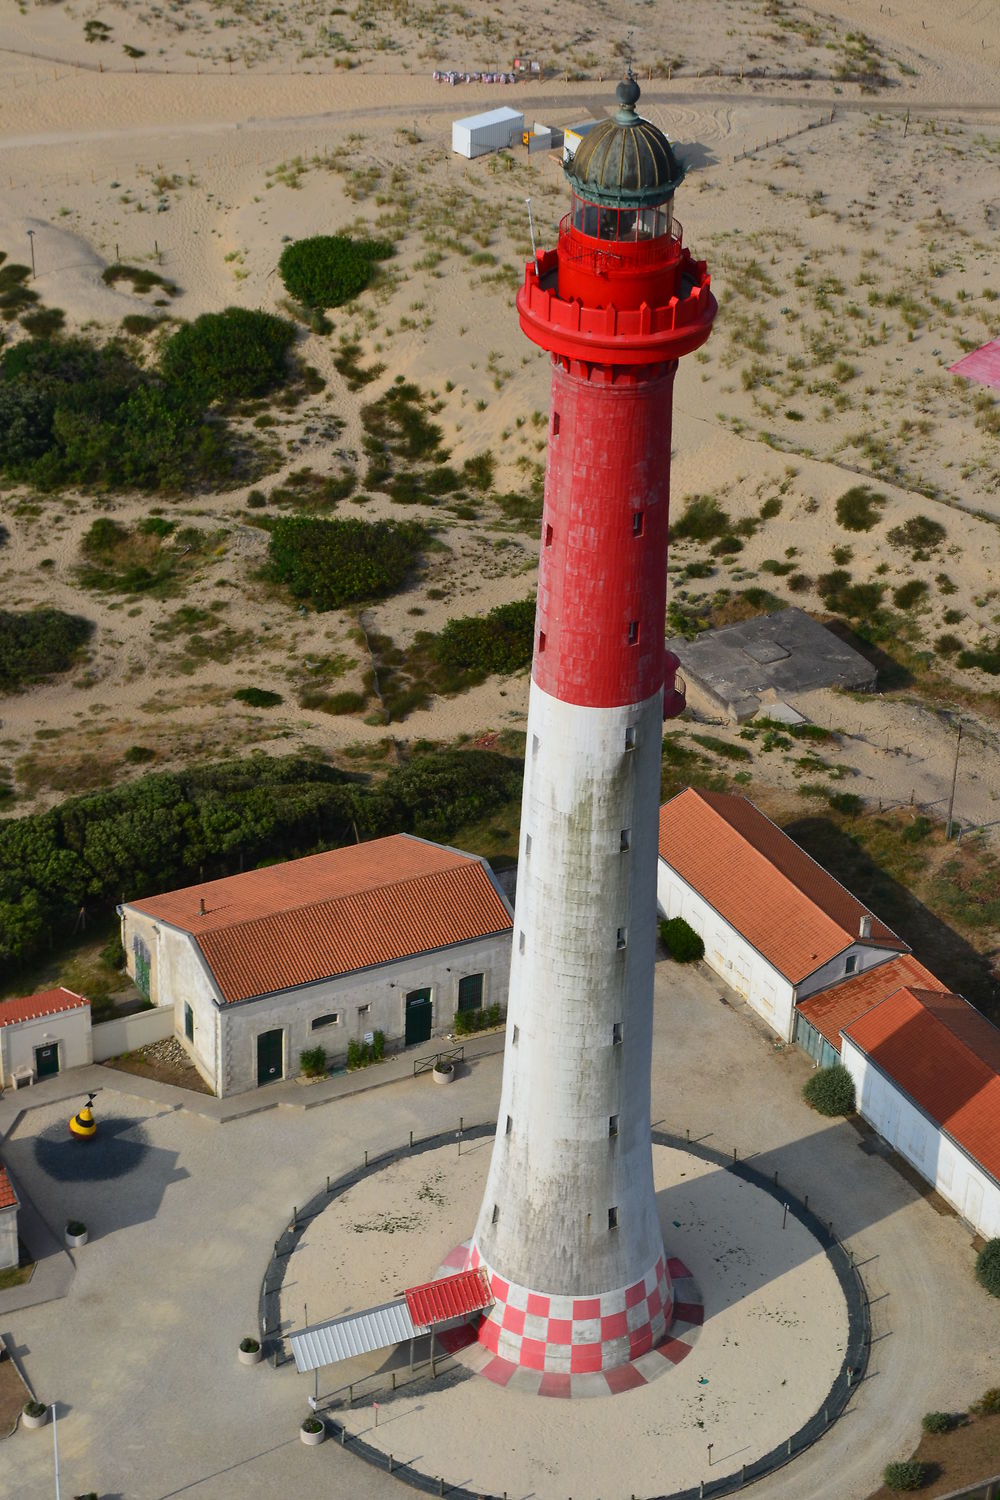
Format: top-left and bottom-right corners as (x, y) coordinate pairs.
(557, 72), (687, 313)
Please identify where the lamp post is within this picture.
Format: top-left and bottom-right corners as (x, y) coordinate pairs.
(26, 228), (36, 279)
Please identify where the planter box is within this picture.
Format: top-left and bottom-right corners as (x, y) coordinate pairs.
(300, 1421), (326, 1446)
(22, 1406), (49, 1430)
(238, 1345), (263, 1366)
(432, 1064), (455, 1086)
(65, 1228), (89, 1249)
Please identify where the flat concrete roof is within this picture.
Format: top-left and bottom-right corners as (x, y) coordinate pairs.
(669, 607), (877, 721)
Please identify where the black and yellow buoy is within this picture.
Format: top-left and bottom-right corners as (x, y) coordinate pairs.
(69, 1091), (98, 1141)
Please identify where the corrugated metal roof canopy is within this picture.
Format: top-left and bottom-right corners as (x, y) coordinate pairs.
(405, 1269), (492, 1327)
(290, 1298), (417, 1373)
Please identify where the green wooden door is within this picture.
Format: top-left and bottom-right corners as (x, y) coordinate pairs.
(256, 1028), (284, 1086)
(34, 1043), (59, 1079)
(405, 989), (433, 1046)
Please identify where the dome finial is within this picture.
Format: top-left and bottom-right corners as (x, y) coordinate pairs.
(616, 32), (640, 120)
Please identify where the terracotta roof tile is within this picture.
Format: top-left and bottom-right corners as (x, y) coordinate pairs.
(0, 1166), (17, 1211)
(658, 789), (905, 984)
(796, 954), (945, 1053)
(0, 987), (89, 1029)
(843, 987), (1000, 1182)
(129, 834), (512, 1004)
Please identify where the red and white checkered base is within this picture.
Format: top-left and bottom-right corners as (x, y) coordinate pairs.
(435, 1242), (704, 1397)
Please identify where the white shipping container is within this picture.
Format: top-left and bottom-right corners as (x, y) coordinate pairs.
(452, 106), (524, 159)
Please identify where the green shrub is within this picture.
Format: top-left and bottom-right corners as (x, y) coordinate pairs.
(102, 263), (176, 295)
(760, 496), (782, 520)
(0, 608), (93, 692)
(299, 688), (367, 715)
(971, 1387), (1000, 1416)
(975, 1239), (1000, 1298)
(901, 815), (933, 844)
(787, 572), (811, 593)
(887, 515), (946, 555)
(802, 1063), (855, 1116)
(124, 745), (156, 764)
(266, 515), (425, 611)
(233, 687), (283, 708)
(920, 1411), (953, 1434)
(345, 1030), (385, 1068)
(760, 559), (794, 576)
(121, 313), (162, 336)
(691, 734), (752, 763)
(278, 234), (393, 309)
(160, 308), (295, 403)
(827, 791), (864, 816)
(346, 1038), (361, 1069)
(835, 485), (885, 532)
(99, 936), (126, 970)
(659, 917), (704, 963)
(893, 579), (929, 610)
(957, 647), (1000, 676)
(432, 599), (535, 682)
(673, 494), (731, 542)
(21, 307), (65, 339)
(935, 633), (963, 657)
(371, 1029), (385, 1060)
(883, 1460), (928, 1491)
(299, 1045), (326, 1078)
(454, 1004), (503, 1035)
(710, 533), (743, 557)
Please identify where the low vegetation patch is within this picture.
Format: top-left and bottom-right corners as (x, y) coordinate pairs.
(887, 515), (946, 557)
(102, 263), (177, 297)
(0, 251), (39, 320)
(0, 609), (92, 692)
(233, 687), (283, 708)
(882, 1460), (928, 1491)
(160, 308), (295, 403)
(454, 1003), (502, 1035)
(347, 1030), (386, 1068)
(802, 1063), (855, 1116)
(835, 485), (886, 532)
(78, 517), (213, 596)
(278, 234), (393, 309)
(672, 493), (732, 542)
(299, 1045), (327, 1078)
(265, 515), (427, 611)
(431, 598), (535, 684)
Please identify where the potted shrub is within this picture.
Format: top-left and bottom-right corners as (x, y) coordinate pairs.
(65, 1220), (88, 1249)
(432, 1059), (455, 1086)
(300, 1415), (326, 1446)
(22, 1400), (49, 1429)
(238, 1336), (263, 1366)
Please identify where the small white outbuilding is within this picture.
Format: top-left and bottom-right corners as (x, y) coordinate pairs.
(452, 107), (524, 158)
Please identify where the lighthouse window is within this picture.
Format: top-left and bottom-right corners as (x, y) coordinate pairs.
(608, 1207), (619, 1230)
(628, 620), (640, 646)
(582, 202), (599, 237)
(624, 727), (636, 751)
(519, 931), (525, 954)
(506, 1115), (512, 1135)
(612, 1022), (623, 1045)
(512, 1025), (520, 1044)
(532, 734), (540, 756)
(609, 1114), (619, 1138)
(616, 927), (628, 950)
(492, 1204), (500, 1225)
(551, 413), (560, 437)
(618, 209), (637, 240)
(544, 523), (554, 547)
(632, 511), (644, 537)
(572, 196), (584, 230)
(538, 630), (547, 653)
(620, 829), (631, 853)
(525, 834), (532, 856)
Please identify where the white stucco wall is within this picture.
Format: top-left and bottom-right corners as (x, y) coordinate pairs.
(656, 863), (797, 1040)
(124, 902), (511, 1096)
(0, 1006), (91, 1085)
(841, 1037), (1000, 1240)
(797, 942), (900, 1001)
(213, 931), (511, 1096)
(0, 1200), (18, 1272)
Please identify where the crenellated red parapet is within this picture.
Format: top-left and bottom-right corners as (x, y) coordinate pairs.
(517, 244), (717, 367)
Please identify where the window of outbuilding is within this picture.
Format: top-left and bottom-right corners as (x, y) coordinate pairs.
(311, 1013), (340, 1030)
(458, 973), (484, 1012)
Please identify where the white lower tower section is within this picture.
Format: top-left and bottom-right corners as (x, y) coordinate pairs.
(469, 682), (671, 1373)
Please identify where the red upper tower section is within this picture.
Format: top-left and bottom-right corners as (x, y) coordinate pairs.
(516, 75), (716, 713)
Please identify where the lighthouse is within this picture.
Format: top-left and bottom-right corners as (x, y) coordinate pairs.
(467, 74), (717, 1378)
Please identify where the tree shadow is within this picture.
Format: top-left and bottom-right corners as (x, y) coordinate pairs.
(784, 815), (999, 1018)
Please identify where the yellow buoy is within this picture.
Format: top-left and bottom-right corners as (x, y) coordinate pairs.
(69, 1093), (97, 1140)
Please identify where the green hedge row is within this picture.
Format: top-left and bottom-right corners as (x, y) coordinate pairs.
(0, 748), (523, 970)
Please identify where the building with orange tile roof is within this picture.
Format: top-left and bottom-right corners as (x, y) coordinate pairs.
(0, 987), (92, 1090)
(840, 987), (1000, 1240)
(0, 1164), (18, 1272)
(793, 953), (947, 1069)
(121, 833), (513, 1097)
(657, 788), (906, 1042)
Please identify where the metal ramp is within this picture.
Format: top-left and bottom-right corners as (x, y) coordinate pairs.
(289, 1268), (492, 1374)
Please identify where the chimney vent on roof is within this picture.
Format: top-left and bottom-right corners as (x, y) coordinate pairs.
(859, 913), (872, 939)
(199, 898), (206, 917)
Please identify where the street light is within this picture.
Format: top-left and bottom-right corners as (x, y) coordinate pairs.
(26, 228), (35, 279)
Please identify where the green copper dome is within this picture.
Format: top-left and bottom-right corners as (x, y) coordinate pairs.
(565, 74), (684, 208)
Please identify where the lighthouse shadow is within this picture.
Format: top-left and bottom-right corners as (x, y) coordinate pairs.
(654, 1140), (849, 1321)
